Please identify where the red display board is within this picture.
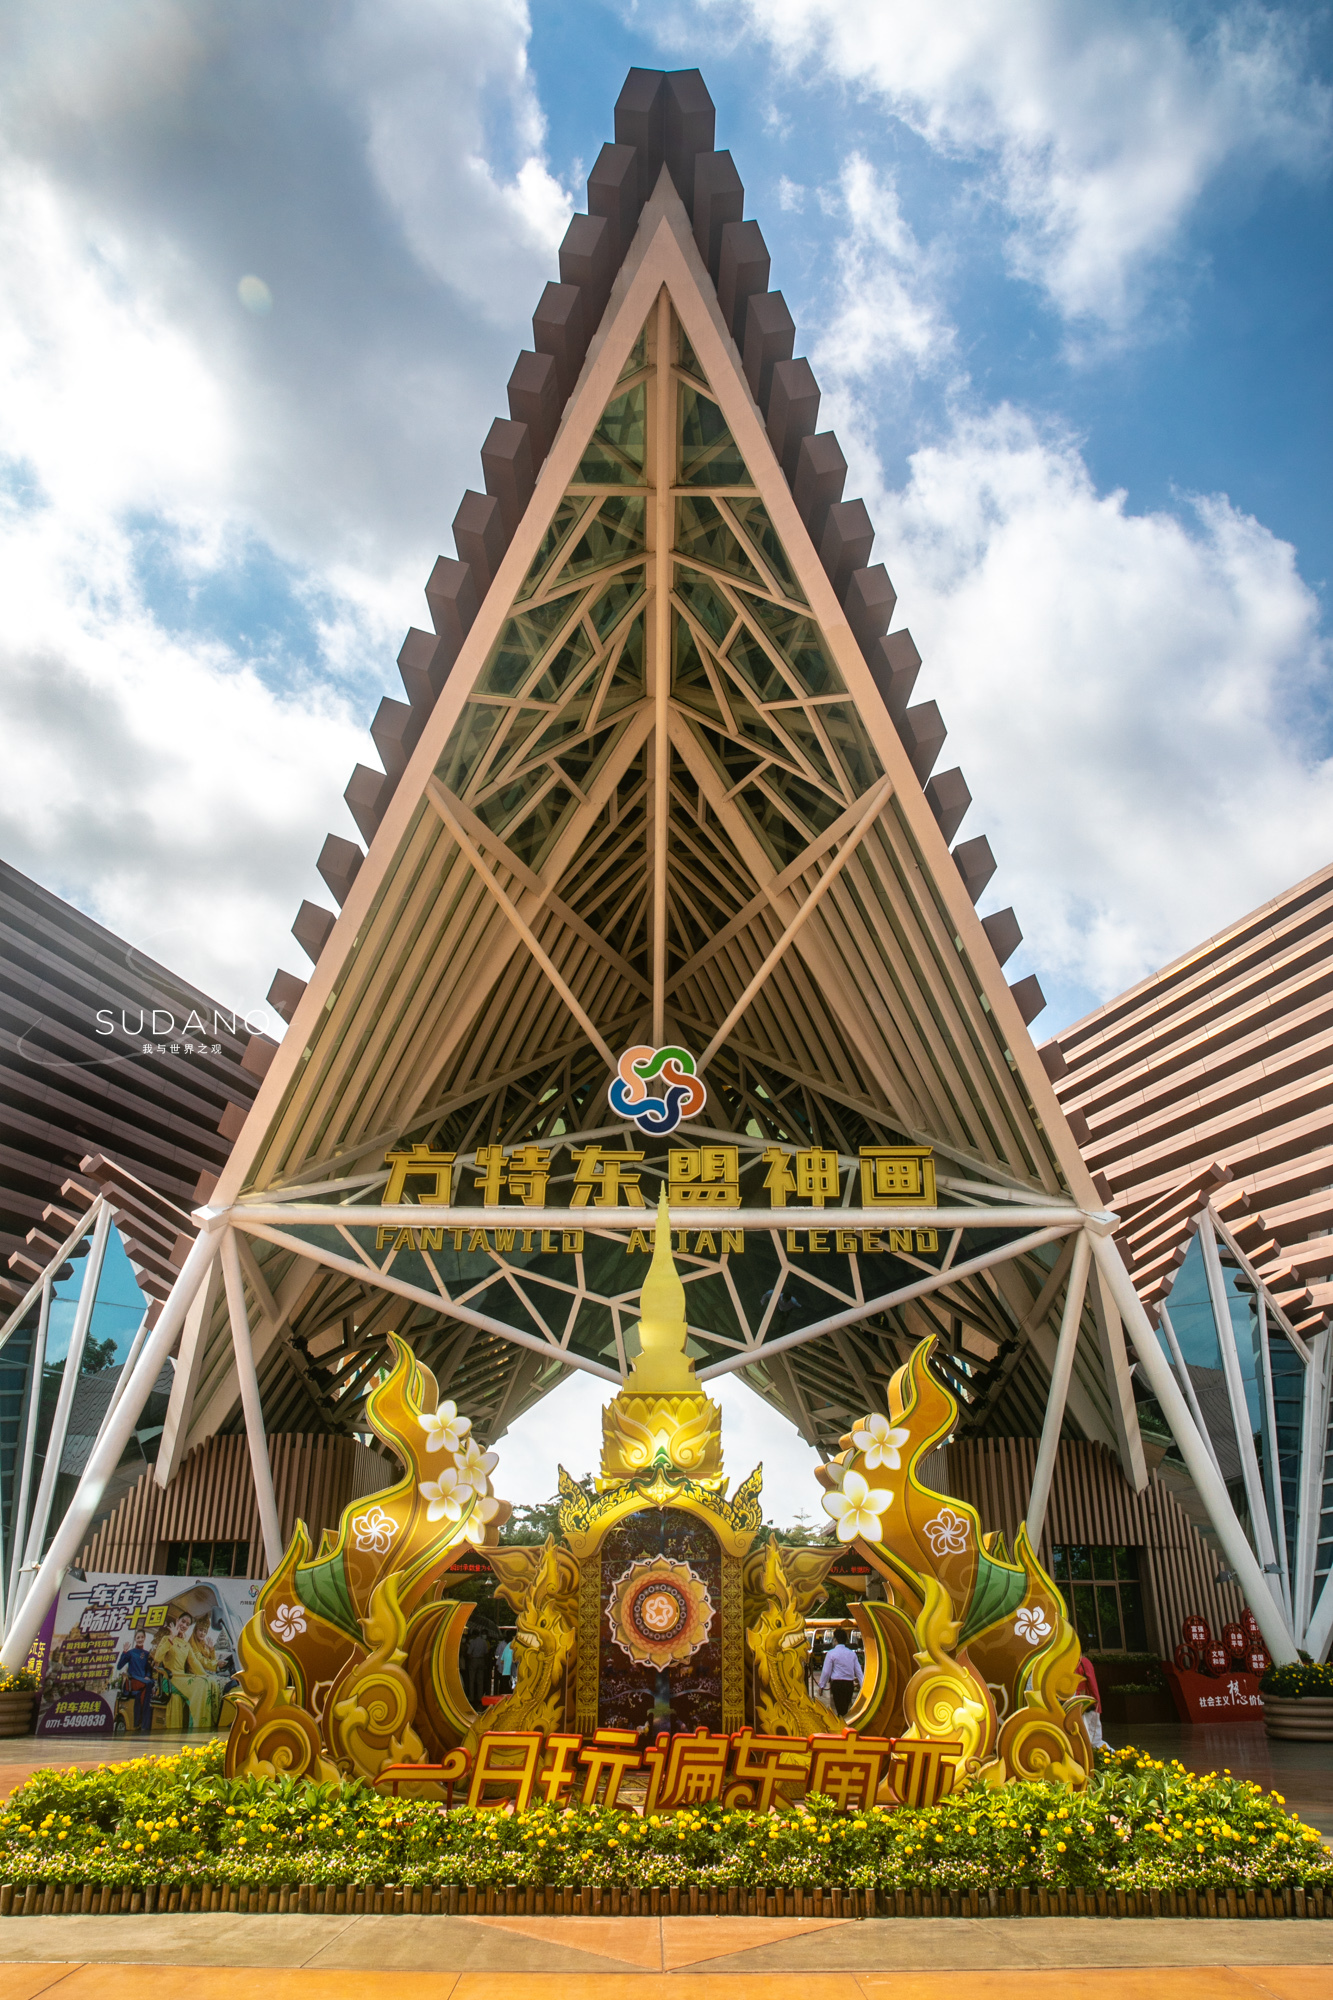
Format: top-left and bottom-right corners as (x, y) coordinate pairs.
(1161, 1661), (1264, 1725)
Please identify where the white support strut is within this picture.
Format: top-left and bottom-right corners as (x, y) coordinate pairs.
(1091, 1233), (1297, 1664)
(4, 1273), (53, 1630)
(1294, 1329), (1332, 1646)
(1026, 1229), (1092, 1551)
(220, 1228), (285, 1574)
(11, 1203), (114, 1625)
(1198, 1211), (1280, 1590)
(0, 1226), (221, 1672)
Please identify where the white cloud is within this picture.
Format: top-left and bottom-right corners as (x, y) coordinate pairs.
(0, 490), (372, 1018)
(0, 1), (573, 1011)
(699, 0), (1331, 331)
(812, 153), (955, 382)
(876, 406), (1333, 1003)
(334, 0), (573, 323)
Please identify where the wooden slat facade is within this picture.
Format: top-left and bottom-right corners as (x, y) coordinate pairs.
(1044, 863), (1333, 1334)
(0, 858), (266, 1308)
(77, 1434), (390, 1578)
(948, 1436), (1246, 1650)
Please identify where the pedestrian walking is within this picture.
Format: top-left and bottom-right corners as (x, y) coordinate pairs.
(817, 1625), (863, 1716)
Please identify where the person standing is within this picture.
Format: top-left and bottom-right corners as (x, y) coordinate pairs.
(817, 1626), (863, 1717)
(115, 1628), (157, 1735)
(1077, 1653), (1103, 1748)
(494, 1633), (514, 1694)
(464, 1625), (491, 1708)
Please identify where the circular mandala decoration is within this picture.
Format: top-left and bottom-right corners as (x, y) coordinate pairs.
(607, 1554), (714, 1668)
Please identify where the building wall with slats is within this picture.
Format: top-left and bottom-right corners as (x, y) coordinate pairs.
(947, 1437), (1246, 1651)
(78, 1434), (391, 1576)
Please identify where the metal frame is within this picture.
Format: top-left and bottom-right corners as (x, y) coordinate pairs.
(1152, 1198), (1333, 1658)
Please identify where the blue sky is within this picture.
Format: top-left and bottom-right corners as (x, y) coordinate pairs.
(0, 0), (1330, 1041)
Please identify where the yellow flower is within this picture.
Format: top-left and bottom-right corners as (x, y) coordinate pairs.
(1056, 1841), (1067, 1853)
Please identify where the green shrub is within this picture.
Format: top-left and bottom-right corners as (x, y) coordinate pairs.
(0, 1740), (1327, 1897)
(1259, 1661), (1333, 1699)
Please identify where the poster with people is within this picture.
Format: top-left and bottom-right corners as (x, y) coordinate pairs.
(33, 1573), (260, 1738)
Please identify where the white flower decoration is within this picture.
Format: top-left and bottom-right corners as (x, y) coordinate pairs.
(270, 1602), (306, 1642)
(351, 1504), (397, 1554)
(419, 1400), (471, 1455)
(821, 1469), (893, 1543)
(923, 1507), (970, 1557)
(461, 1494), (502, 1546)
(851, 1412), (910, 1471)
(418, 1467), (475, 1522)
(1015, 1606), (1052, 1647)
(456, 1438), (498, 1491)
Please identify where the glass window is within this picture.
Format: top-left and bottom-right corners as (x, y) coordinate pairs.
(1051, 1543), (1145, 1651)
(1072, 1582), (1097, 1640)
(576, 382), (647, 484)
(1118, 1580), (1148, 1650)
(678, 386), (751, 486)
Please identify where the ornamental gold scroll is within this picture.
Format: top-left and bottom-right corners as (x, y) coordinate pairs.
(817, 1335), (1093, 1799)
(225, 1332), (512, 1785)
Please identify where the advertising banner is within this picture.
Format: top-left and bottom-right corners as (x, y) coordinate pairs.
(35, 1572), (260, 1739)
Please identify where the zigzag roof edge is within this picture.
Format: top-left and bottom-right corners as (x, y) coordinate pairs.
(208, 164), (1098, 1221)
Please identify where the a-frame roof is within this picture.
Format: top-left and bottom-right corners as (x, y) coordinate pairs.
(168, 69), (1139, 1482)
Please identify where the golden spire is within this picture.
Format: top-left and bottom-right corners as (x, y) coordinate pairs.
(627, 1190), (695, 1391)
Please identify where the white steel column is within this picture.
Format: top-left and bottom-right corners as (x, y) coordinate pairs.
(220, 1228), (285, 1574)
(155, 1257), (224, 1486)
(0, 1226), (220, 1671)
(1026, 1230), (1092, 1550)
(0, 1203), (100, 1357)
(4, 1274), (53, 1626)
(1091, 1233), (1297, 1662)
(11, 1203), (113, 1625)
(1306, 1547), (1333, 1662)
(103, 1308), (153, 1428)
(1158, 1306), (1224, 1480)
(1294, 1328), (1331, 1648)
(1251, 1284), (1292, 1623)
(1198, 1211), (1283, 1600)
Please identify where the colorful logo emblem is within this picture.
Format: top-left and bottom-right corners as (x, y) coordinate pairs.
(609, 1044), (707, 1135)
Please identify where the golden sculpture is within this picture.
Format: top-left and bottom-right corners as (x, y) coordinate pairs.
(598, 1196), (725, 1489)
(817, 1335), (1093, 1796)
(745, 1539), (841, 1737)
(227, 1198), (1092, 1804)
(225, 1331), (511, 1783)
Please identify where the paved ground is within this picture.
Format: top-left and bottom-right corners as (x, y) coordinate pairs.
(0, 1936), (1320, 2000)
(0, 1913), (1327, 1979)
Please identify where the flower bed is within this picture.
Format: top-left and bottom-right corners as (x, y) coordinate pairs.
(1261, 1662), (1333, 1699)
(0, 1742), (1328, 1920)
